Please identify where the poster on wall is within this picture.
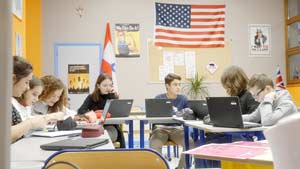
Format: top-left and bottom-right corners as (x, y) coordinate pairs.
(114, 24), (140, 57)
(68, 64), (89, 94)
(12, 0), (23, 20)
(248, 24), (271, 56)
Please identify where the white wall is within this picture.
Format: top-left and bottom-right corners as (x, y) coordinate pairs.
(0, 0), (11, 168)
(42, 0), (285, 107)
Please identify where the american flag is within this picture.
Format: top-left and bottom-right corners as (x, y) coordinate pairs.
(275, 66), (285, 90)
(155, 3), (225, 48)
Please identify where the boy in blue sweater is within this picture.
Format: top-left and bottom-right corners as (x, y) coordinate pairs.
(150, 73), (193, 169)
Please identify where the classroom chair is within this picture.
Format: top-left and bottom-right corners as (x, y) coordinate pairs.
(264, 113), (300, 169)
(44, 149), (170, 169)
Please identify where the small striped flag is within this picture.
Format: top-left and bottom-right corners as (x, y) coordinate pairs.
(275, 66), (285, 90)
(101, 22), (118, 92)
(155, 3), (225, 48)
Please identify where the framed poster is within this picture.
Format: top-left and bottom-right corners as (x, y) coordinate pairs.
(249, 24), (271, 56)
(54, 43), (102, 110)
(114, 24), (140, 57)
(12, 0), (23, 20)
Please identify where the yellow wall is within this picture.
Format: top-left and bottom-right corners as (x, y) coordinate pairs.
(12, 0), (42, 77)
(287, 85), (300, 107)
(25, 0), (42, 77)
(12, 0), (26, 57)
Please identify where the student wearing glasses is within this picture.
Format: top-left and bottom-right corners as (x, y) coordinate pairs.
(243, 73), (298, 126)
(150, 73), (194, 169)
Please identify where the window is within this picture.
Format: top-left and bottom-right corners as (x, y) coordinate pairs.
(285, 0), (300, 85)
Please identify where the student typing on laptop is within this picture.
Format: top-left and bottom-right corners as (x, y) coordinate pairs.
(150, 73), (194, 169)
(243, 73), (298, 126)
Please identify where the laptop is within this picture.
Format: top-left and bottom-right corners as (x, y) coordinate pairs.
(76, 99), (112, 129)
(40, 137), (109, 151)
(145, 99), (173, 117)
(206, 97), (261, 128)
(108, 99), (133, 118)
(188, 100), (208, 120)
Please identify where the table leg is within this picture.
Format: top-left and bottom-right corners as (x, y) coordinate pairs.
(184, 125), (190, 169)
(140, 120), (145, 148)
(128, 120), (134, 148)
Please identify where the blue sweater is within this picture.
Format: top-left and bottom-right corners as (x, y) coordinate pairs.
(155, 93), (188, 115)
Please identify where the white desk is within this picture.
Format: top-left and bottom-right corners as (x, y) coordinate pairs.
(182, 120), (270, 169)
(11, 130), (114, 162)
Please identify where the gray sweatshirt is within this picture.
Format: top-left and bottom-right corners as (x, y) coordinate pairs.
(242, 90), (298, 126)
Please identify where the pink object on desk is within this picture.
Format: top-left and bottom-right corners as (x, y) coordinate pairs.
(185, 142), (269, 159)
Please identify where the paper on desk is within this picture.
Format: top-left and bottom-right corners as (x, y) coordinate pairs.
(184, 142), (269, 159)
(31, 130), (81, 137)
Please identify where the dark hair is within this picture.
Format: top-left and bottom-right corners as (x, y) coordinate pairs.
(91, 73), (116, 102)
(248, 73), (274, 89)
(13, 56), (33, 84)
(164, 73), (181, 85)
(39, 75), (68, 113)
(221, 65), (248, 96)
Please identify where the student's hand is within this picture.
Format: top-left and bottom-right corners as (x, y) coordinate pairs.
(27, 116), (48, 129)
(73, 115), (89, 122)
(264, 91), (277, 102)
(45, 112), (65, 121)
(85, 111), (97, 123)
(110, 88), (119, 98)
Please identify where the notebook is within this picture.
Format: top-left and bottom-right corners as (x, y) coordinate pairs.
(145, 99), (173, 117)
(40, 137), (109, 151)
(188, 100), (208, 120)
(108, 99), (133, 117)
(206, 97), (261, 128)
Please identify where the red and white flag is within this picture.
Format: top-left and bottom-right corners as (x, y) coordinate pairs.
(275, 66), (285, 90)
(101, 22), (118, 92)
(155, 3), (225, 48)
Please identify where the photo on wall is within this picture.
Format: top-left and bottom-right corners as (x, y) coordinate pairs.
(68, 64), (89, 94)
(248, 24), (271, 56)
(114, 23), (140, 57)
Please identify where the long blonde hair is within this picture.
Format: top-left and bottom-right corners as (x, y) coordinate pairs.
(39, 75), (68, 113)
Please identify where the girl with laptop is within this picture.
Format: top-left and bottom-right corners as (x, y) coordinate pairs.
(221, 65), (259, 114)
(77, 73), (125, 148)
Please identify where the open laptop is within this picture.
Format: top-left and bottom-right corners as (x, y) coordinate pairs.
(188, 100), (208, 120)
(206, 97), (261, 128)
(108, 99), (133, 117)
(40, 137), (109, 151)
(76, 99), (112, 129)
(145, 99), (173, 117)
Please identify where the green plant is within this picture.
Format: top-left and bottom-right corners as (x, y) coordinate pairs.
(183, 73), (209, 100)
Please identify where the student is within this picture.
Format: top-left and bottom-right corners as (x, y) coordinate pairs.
(32, 75), (80, 122)
(221, 65), (259, 114)
(11, 56), (56, 142)
(243, 73), (298, 126)
(78, 73), (125, 148)
(150, 73), (193, 169)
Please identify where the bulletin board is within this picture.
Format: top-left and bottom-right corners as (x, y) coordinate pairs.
(148, 39), (232, 83)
